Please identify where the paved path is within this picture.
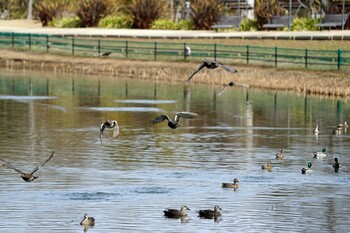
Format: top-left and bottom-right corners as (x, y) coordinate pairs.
(0, 20), (350, 40)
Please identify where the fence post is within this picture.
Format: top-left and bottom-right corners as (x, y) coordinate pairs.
(246, 45), (249, 64)
(274, 47), (277, 67)
(214, 43), (217, 61)
(28, 34), (31, 50)
(46, 35), (49, 53)
(125, 40), (128, 58)
(72, 37), (75, 55)
(337, 49), (342, 70)
(98, 39), (101, 55)
(184, 43), (187, 61)
(11, 32), (14, 48)
(305, 49), (308, 68)
(154, 42), (157, 60)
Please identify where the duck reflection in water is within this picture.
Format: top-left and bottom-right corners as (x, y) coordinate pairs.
(100, 120), (120, 143)
(0, 151), (54, 182)
(333, 157), (340, 173)
(151, 112), (197, 129)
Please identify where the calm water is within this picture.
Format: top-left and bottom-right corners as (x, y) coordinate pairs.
(0, 70), (349, 232)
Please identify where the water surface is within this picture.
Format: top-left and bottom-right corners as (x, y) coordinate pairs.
(0, 70), (349, 232)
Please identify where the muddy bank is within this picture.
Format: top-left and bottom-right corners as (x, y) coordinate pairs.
(1, 49), (349, 98)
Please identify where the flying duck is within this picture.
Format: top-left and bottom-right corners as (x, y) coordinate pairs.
(151, 112), (197, 129)
(197, 205), (222, 219)
(222, 177), (239, 190)
(0, 151), (54, 182)
(218, 81), (250, 95)
(164, 205), (190, 218)
(100, 120), (119, 142)
(184, 59), (238, 83)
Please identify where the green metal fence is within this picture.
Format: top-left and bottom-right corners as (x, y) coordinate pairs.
(0, 32), (349, 70)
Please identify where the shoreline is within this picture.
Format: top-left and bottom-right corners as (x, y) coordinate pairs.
(1, 49), (350, 98)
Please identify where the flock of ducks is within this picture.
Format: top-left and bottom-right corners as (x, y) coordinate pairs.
(1, 59), (347, 228)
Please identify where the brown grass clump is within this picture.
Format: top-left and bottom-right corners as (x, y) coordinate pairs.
(1, 49), (349, 99)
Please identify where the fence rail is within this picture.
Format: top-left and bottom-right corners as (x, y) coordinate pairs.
(0, 32), (349, 70)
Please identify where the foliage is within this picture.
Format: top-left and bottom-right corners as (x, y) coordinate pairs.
(33, 0), (68, 26)
(291, 17), (320, 31)
(74, 0), (116, 27)
(190, 0), (225, 30)
(254, 0), (285, 30)
(98, 15), (133, 28)
(239, 18), (258, 31)
(49, 17), (82, 28)
(151, 19), (193, 30)
(0, 0), (27, 19)
(126, 0), (168, 29)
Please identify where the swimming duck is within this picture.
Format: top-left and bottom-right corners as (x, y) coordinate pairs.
(301, 163), (312, 174)
(222, 178), (239, 190)
(100, 120), (119, 142)
(313, 148), (327, 159)
(164, 205), (190, 218)
(262, 160), (272, 170)
(332, 157), (340, 172)
(0, 151), (54, 182)
(197, 205), (222, 219)
(314, 125), (320, 135)
(332, 124), (343, 135)
(151, 112), (197, 129)
(218, 81), (250, 95)
(184, 59), (238, 83)
(275, 149), (285, 160)
(80, 213), (95, 226)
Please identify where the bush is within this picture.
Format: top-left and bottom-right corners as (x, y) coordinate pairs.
(98, 15), (133, 28)
(151, 19), (193, 30)
(190, 0), (225, 30)
(49, 17), (82, 28)
(291, 17), (320, 31)
(127, 0), (168, 29)
(74, 0), (116, 27)
(240, 18), (258, 31)
(34, 0), (69, 26)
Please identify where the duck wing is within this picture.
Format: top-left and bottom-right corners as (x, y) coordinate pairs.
(30, 151), (54, 175)
(151, 114), (170, 124)
(174, 112), (198, 122)
(0, 159), (25, 175)
(184, 62), (206, 83)
(217, 84), (229, 96)
(217, 62), (238, 74)
(113, 123), (120, 138)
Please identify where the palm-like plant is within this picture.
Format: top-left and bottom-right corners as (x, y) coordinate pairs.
(190, 0), (225, 30)
(34, 0), (68, 26)
(254, 0), (285, 30)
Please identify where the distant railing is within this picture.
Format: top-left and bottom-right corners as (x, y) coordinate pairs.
(0, 32), (349, 70)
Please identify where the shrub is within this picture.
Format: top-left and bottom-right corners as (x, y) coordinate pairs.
(49, 17), (82, 28)
(291, 17), (320, 31)
(151, 19), (193, 30)
(98, 15), (133, 28)
(254, 0), (285, 30)
(34, 0), (69, 26)
(240, 18), (258, 31)
(74, 0), (116, 27)
(127, 0), (168, 29)
(190, 0), (225, 30)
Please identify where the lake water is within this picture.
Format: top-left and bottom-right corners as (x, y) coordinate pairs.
(0, 69), (349, 232)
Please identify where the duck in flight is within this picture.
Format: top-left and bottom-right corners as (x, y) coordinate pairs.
(184, 59), (238, 83)
(218, 81), (250, 95)
(151, 112), (197, 129)
(0, 151), (54, 182)
(100, 120), (120, 142)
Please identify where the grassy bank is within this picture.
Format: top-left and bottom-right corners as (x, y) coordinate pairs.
(1, 49), (350, 98)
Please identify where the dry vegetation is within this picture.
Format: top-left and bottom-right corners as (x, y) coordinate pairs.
(1, 49), (350, 98)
